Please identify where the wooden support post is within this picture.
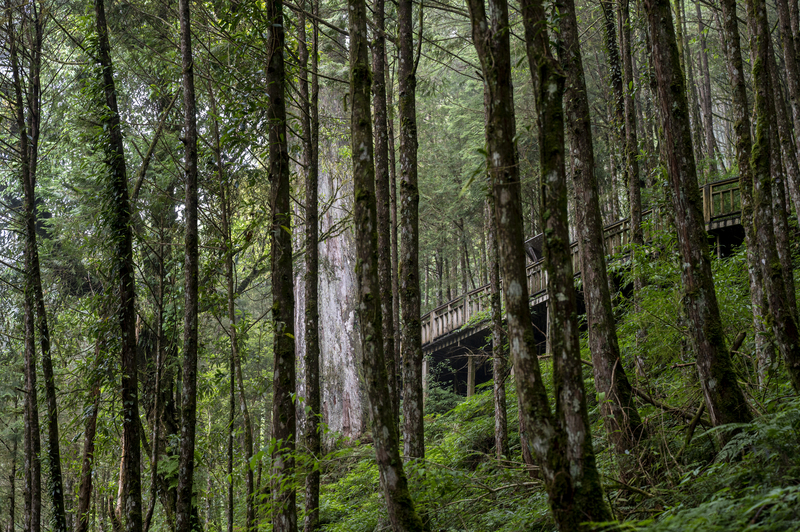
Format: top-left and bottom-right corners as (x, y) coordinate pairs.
(466, 355), (475, 397)
(703, 183), (711, 222)
(422, 356), (428, 404)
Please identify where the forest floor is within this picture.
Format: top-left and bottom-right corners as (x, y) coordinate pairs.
(311, 244), (800, 531)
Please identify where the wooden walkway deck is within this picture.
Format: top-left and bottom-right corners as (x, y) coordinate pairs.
(420, 177), (743, 353)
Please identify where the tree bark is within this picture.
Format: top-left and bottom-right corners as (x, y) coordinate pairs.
(765, 46), (799, 322)
(775, 0), (800, 164)
(348, 0), (425, 528)
(8, 11), (41, 532)
(267, 0), (297, 525)
(717, 0), (774, 385)
(76, 341), (103, 532)
(93, 0), (145, 530)
(559, 0), (646, 459)
(372, 0), (400, 427)
(695, 1), (720, 174)
(398, 0), (425, 460)
(770, 40), (800, 236)
(619, 0), (647, 376)
(11, 8), (68, 527)
(475, 0), (611, 525)
(485, 201), (508, 459)
(600, 0), (626, 191)
(387, 51), (402, 372)
(175, 0), (201, 526)
(746, 0), (800, 393)
(299, 2), (321, 528)
(643, 0), (752, 426)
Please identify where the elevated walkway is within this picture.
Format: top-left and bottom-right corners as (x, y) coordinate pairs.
(420, 177), (743, 393)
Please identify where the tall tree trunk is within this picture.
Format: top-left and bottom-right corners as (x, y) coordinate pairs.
(387, 51), (402, 371)
(619, 0), (647, 376)
(485, 201), (508, 459)
(695, 1), (719, 174)
(674, 0), (706, 174)
(750, 0), (800, 391)
(227, 342), (234, 532)
(175, 0), (201, 526)
(267, 0), (297, 525)
(398, 0), (425, 460)
(770, 37), (800, 230)
(93, 0), (144, 530)
(299, 2), (322, 528)
(600, 0), (627, 190)
(767, 50), (800, 321)
(348, 0), (425, 528)
(143, 259), (163, 532)
(718, 0), (775, 386)
(775, 0), (800, 163)
(76, 344), (102, 532)
(11, 8), (68, 527)
(475, 0), (611, 525)
(372, 0), (399, 426)
(747, 0), (800, 393)
(209, 79), (256, 531)
(8, 11), (41, 532)
(6, 426), (16, 532)
(643, 0), (752, 427)
(559, 0), (646, 458)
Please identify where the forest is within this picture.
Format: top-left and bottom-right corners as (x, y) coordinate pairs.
(2, 0), (800, 529)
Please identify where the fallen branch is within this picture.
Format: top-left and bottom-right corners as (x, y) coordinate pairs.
(603, 475), (661, 501)
(538, 354), (593, 367)
(632, 387), (712, 427)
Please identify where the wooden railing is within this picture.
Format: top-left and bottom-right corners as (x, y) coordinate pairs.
(420, 177), (742, 347)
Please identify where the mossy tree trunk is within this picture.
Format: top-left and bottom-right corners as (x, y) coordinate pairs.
(299, 2), (322, 528)
(94, 0), (144, 530)
(643, 0), (752, 427)
(559, 0), (646, 459)
(470, 0), (611, 526)
(175, 0), (201, 526)
(718, 0), (774, 386)
(348, 0), (425, 529)
(485, 201), (508, 459)
(267, 0), (297, 526)
(372, 0), (400, 426)
(398, 0), (425, 460)
(619, 0), (647, 376)
(747, 0), (800, 392)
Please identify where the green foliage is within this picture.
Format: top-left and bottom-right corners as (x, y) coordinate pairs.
(318, 384), (555, 531)
(633, 401), (800, 531)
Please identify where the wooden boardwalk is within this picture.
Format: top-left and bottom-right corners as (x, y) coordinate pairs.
(420, 177), (743, 353)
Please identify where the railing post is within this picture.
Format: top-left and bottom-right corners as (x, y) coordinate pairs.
(703, 183), (711, 222)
